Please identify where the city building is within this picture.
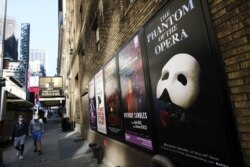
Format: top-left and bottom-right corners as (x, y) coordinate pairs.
(0, 17), (18, 40)
(57, 0), (249, 166)
(3, 61), (21, 80)
(4, 35), (18, 61)
(29, 48), (47, 75)
(29, 48), (47, 104)
(0, 17), (19, 63)
(0, 0), (42, 144)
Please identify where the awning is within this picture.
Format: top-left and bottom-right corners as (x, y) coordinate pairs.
(39, 97), (65, 106)
(7, 99), (34, 108)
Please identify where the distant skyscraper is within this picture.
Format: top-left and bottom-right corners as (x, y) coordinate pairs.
(29, 49), (47, 88)
(4, 34), (18, 61)
(19, 23), (30, 89)
(29, 48), (47, 76)
(0, 17), (18, 43)
(1, 17), (20, 85)
(0, 17), (18, 61)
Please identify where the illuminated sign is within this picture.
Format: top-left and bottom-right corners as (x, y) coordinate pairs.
(30, 76), (39, 87)
(39, 77), (63, 97)
(39, 77), (63, 89)
(39, 89), (62, 97)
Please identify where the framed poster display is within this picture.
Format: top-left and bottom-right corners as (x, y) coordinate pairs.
(88, 78), (97, 130)
(95, 69), (107, 134)
(118, 34), (153, 151)
(144, 0), (242, 166)
(104, 56), (123, 139)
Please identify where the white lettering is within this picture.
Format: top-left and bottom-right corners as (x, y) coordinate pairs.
(124, 112), (134, 118)
(133, 112), (148, 119)
(147, 0), (195, 44)
(154, 29), (188, 54)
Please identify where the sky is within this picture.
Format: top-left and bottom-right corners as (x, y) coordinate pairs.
(6, 0), (58, 76)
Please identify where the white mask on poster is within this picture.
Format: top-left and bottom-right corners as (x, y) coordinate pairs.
(156, 53), (201, 109)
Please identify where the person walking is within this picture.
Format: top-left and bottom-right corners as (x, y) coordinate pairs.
(29, 112), (44, 155)
(9, 114), (28, 160)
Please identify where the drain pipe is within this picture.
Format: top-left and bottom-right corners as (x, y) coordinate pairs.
(151, 154), (174, 167)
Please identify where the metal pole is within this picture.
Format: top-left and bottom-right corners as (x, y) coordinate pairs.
(0, 2), (7, 166)
(0, 0), (7, 121)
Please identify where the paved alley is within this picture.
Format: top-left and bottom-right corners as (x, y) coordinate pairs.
(1, 119), (109, 167)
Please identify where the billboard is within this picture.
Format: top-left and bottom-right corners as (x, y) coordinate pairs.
(144, 0), (241, 166)
(30, 76), (39, 87)
(88, 78), (97, 130)
(39, 77), (63, 88)
(39, 77), (63, 97)
(95, 69), (107, 134)
(104, 57), (123, 139)
(118, 34), (153, 151)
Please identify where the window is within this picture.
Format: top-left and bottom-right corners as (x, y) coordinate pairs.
(122, 0), (135, 16)
(92, 9), (100, 52)
(124, 0), (135, 10)
(96, 27), (100, 52)
(80, 3), (84, 24)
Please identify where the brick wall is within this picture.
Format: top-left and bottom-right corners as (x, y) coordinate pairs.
(81, 0), (164, 91)
(209, 0), (250, 166)
(74, 0), (250, 166)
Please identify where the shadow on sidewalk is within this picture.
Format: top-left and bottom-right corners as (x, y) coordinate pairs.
(1, 119), (108, 167)
(58, 130), (92, 160)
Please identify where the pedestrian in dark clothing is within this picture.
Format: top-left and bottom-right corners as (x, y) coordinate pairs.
(9, 114), (28, 160)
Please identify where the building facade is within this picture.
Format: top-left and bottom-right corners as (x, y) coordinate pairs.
(0, 17), (18, 40)
(28, 48), (47, 106)
(29, 48), (47, 74)
(58, 0), (250, 166)
(1, 18), (18, 62)
(4, 35), (18, 61)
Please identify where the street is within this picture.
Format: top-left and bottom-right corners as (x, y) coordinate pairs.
(1, 119), (109, 167)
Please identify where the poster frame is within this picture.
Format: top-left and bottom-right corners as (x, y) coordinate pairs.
(88, 77), (98, 131)
(116, 30), (155, 153)
(141, 0), (244, 166)
(95, 68), (107, 135)
(103, 55), (124, 141)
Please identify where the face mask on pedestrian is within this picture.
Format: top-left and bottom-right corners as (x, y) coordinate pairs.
(34, 114), (39, 120)
(19, 117), (23, 122)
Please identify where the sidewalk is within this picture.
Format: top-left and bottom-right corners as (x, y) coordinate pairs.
(1, 119), (110, 167)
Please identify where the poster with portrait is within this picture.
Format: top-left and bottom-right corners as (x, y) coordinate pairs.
(95, 69), (107, 134)
(104, 57), (123, 139)
(118, 34), (153, 151)
(144, 0), (241, 166)
(88, 78), (97, 130)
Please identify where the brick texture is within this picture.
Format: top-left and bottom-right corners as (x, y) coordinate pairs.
(209, 0), (250, 166)
(63, 0), (250, 166)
